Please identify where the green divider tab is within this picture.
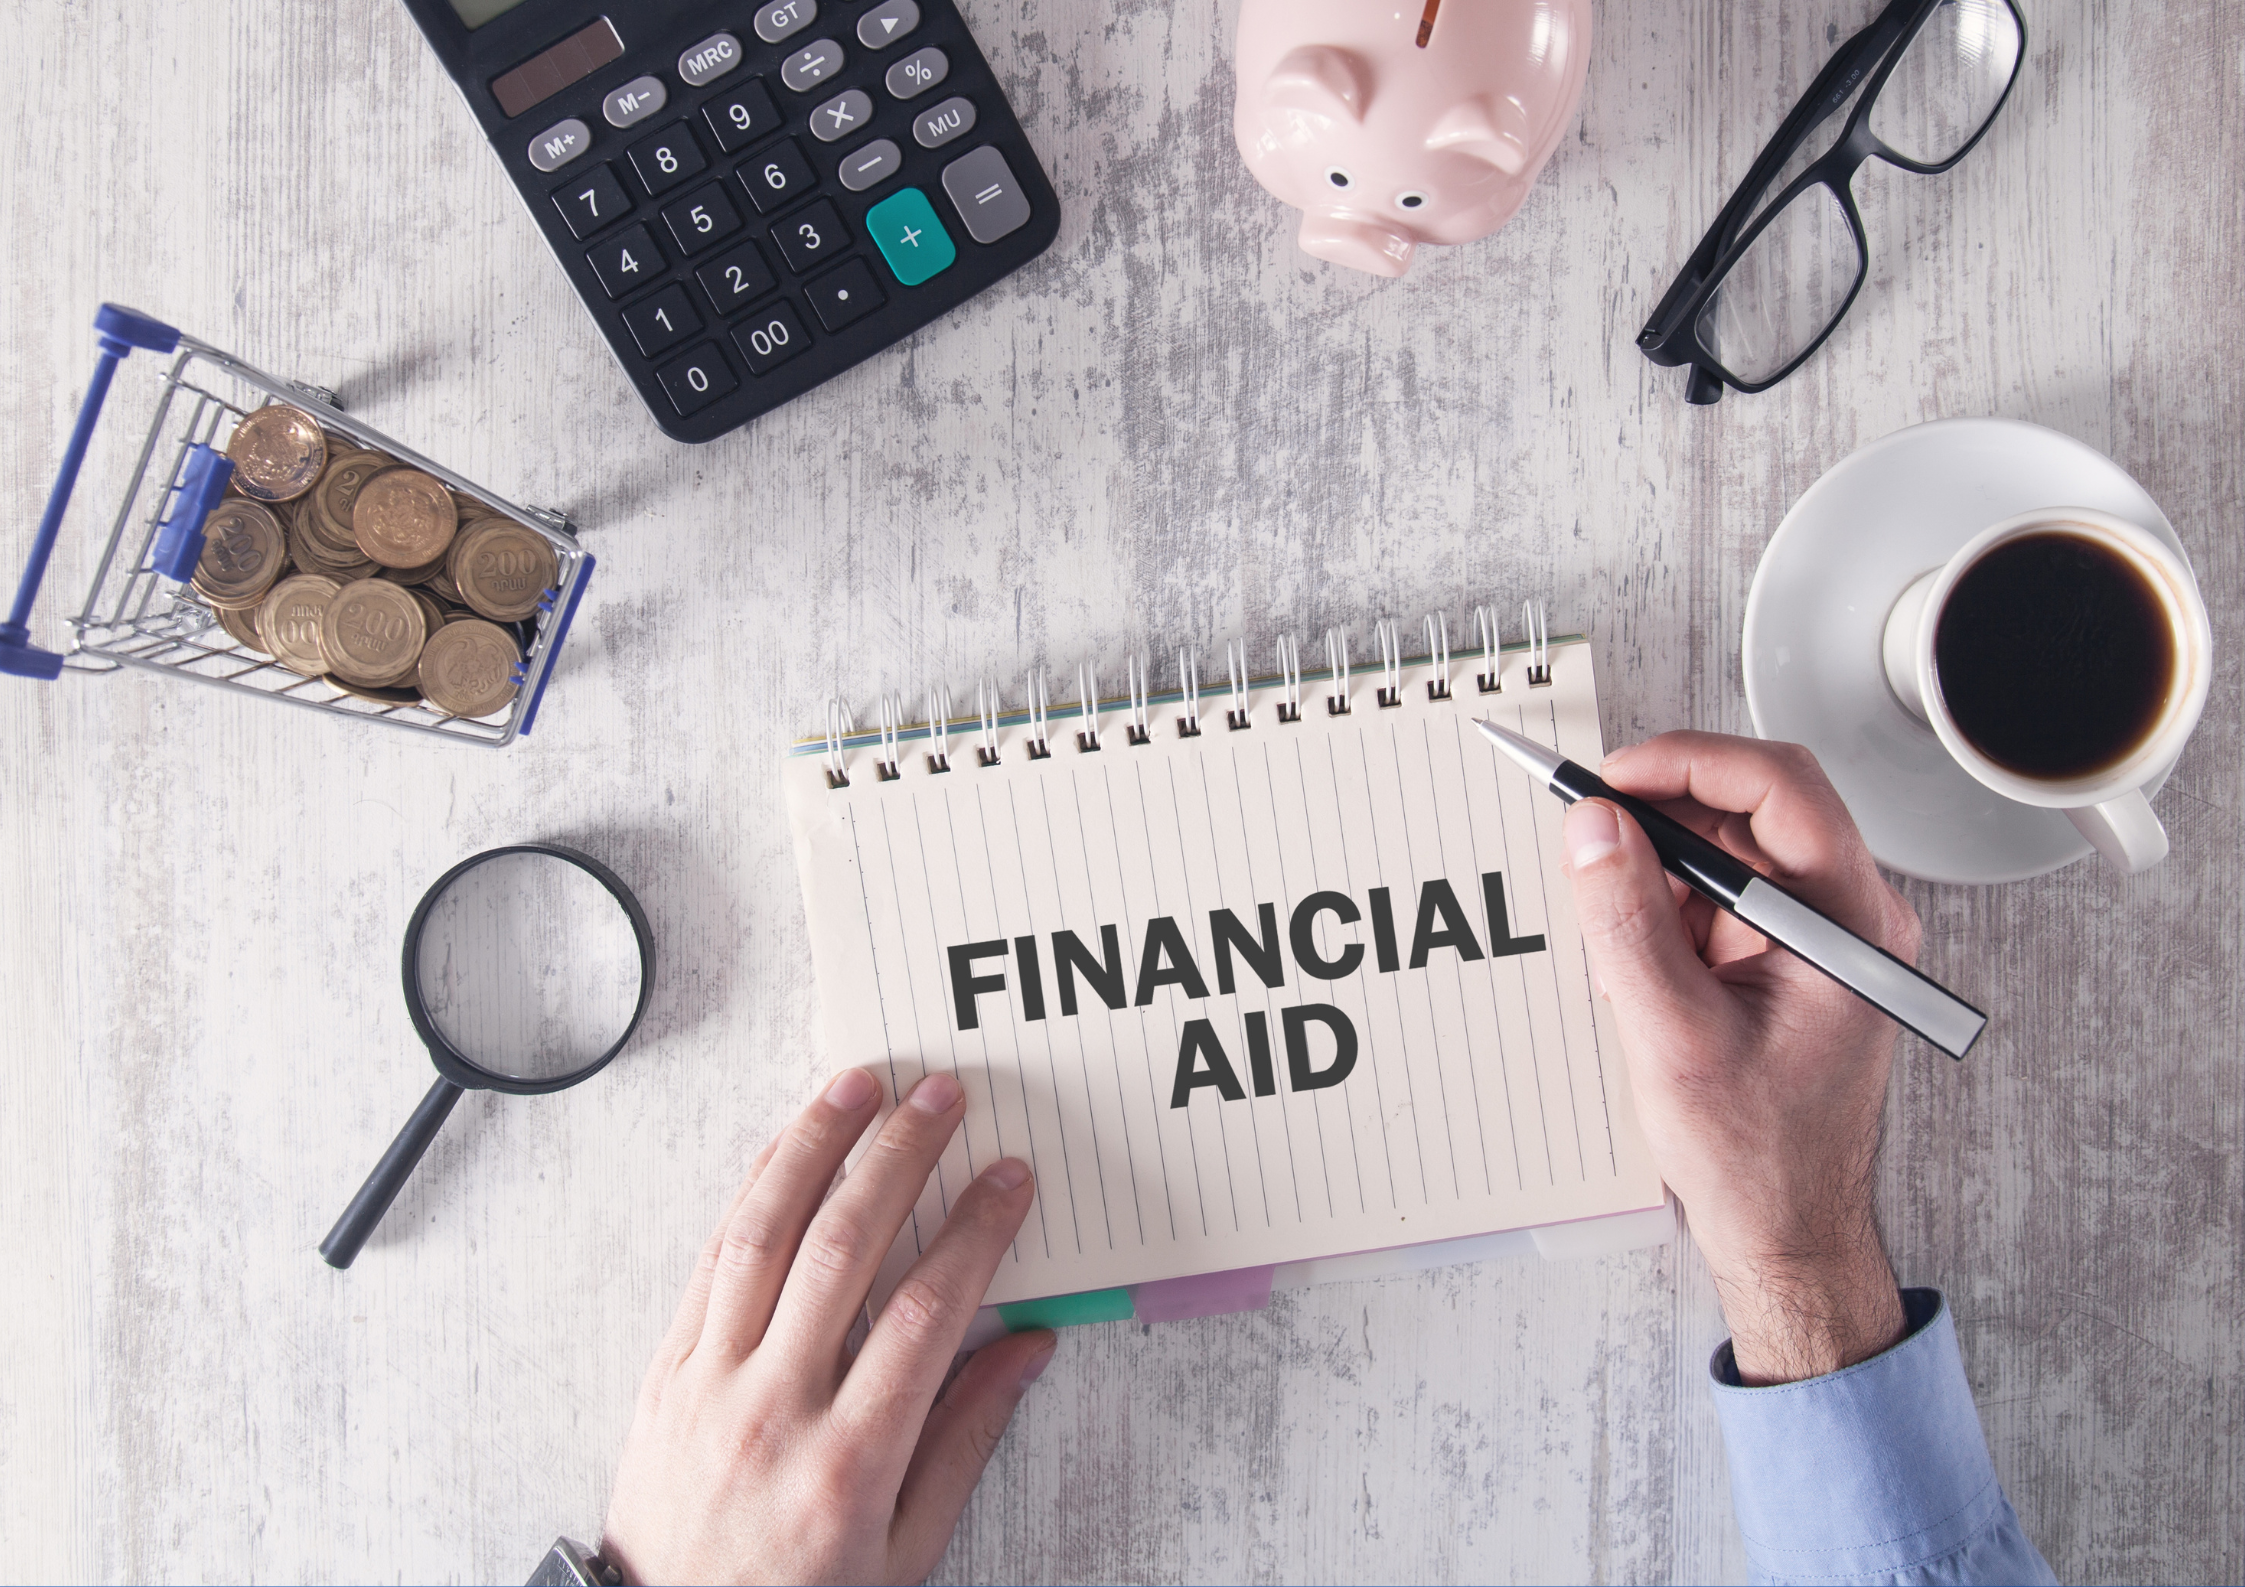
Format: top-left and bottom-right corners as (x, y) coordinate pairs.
(997, 1287), (1136, 1331)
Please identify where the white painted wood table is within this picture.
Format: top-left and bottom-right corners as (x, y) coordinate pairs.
(3, 1), (2237, 1580)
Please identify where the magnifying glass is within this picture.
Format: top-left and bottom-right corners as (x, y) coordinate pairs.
(319, 844), (655, 1269)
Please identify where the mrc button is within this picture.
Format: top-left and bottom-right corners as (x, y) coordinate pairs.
(527, 118), (592, 173)
(678, 33), (743, 87)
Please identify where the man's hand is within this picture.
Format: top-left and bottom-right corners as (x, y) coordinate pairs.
(600, 1069), (1054, 1585)
(1562, 732), (1920, 1386)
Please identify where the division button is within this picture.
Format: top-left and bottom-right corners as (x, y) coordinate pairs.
(940, 145), (1031, 243)
(677, 33), (744, 88)
(838, 138), (903, 192)
(732, 300), (812, 374)
(807, 88), (875, 142)
(857, 0), (920, 49)
(911, 95), (976, 149)
(527, 118), (592, 173)
(754, 0), (818, 45)
(655, 343), (739, 416)
(781, 39), (846, 94)
(603, 75), (668, 129)
(864, 187), (957, 286)
(885, 47), (948, 100)
(805, 259), (887, 332)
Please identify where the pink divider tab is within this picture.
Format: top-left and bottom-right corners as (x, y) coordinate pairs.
(1131, 1265), (1276, 1324)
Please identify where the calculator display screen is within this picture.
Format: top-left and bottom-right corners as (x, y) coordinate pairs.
(450, 0), (530, 26)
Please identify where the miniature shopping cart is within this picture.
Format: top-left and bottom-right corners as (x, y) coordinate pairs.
(0, 304), (593, 746)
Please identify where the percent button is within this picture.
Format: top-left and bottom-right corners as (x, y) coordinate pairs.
(884, 47), (948, 100)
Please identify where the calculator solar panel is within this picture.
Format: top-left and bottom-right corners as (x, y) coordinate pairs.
(400, 0), (1059, 443)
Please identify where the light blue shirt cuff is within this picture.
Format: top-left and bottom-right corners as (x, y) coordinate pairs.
(1709, 1287), (2054, 1586)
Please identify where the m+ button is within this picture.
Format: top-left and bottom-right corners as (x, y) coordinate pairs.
(865, 187), (957, 287)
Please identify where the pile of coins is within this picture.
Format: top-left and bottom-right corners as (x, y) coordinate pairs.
(190, 403), (559, 721)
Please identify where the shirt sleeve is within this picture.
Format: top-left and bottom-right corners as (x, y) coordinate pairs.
(1708, 1287), (2055, 1586)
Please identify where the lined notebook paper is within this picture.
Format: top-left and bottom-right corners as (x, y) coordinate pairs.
(784, 634), (1665, 1307)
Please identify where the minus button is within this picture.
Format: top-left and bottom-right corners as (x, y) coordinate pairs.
(838, 138), (903, 192)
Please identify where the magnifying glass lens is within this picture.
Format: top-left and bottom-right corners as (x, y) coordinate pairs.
(412, 851), (646, 1084)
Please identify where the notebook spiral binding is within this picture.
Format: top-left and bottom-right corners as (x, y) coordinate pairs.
(819, 603), (1554, 790)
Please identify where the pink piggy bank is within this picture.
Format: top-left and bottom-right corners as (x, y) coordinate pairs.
(1234, 0), (1594, 277)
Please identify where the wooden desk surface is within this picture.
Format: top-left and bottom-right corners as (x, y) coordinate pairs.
(2, 2), (2236, 1580)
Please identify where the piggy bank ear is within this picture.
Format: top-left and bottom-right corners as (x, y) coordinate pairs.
(1425, 96), (1529, 176)
(1265, 45), (1371, 123)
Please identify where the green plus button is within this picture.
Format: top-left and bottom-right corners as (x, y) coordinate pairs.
(865, 187), (956, 287)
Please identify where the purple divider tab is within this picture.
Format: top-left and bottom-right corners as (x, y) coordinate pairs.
(1131, 1265), (1275, 1324)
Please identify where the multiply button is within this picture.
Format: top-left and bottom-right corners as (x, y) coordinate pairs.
(754, 0), (817, 45)
(885, 47), (948, 100)
(912, 95), (975, 149)
(781, 39), (845, 93)
(677, 33), (742, 88)
(857, 0), (920, 49)
(940, 145), (1031, 243)
(865, 187), (956, 286)
(527, 118), (591, 174)
(808, 88), (874, 142)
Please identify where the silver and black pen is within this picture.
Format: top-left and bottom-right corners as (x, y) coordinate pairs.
(1477, 720), (1987, 1060)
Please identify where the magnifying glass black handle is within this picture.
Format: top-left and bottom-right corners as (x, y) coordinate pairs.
(319, 1078), (463, 1270)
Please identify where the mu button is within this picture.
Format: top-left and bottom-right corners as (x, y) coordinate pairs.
(864, 187), (956, 287)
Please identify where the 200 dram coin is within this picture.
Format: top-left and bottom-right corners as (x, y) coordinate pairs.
(353, 467), (459, 570)
(417, 618), (523, 719)
(258, 574), (343, 677)
(226, 405), (329, 503)
(320, 579), (427, 687)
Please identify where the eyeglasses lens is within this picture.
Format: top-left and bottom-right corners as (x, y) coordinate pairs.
(1694, 183), (1864, 384)
(1868, 0), (2023, 167)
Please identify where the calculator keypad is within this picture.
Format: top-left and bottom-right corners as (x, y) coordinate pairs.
(502, 0), (1056, 440)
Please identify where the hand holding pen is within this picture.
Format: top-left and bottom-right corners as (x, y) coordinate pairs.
(1521, 730), (1939, 1385)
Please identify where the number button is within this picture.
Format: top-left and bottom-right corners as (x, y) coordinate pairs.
(884, 47), (948, 100)
(696, 241), (779, 315)
(655, 344), (740, 416)
(736, 138), (816, 214)
(585, 224), (668, 299)
(627, 123), (708, 196)
(552, 164), (630, 240)
(703, 79), (781, 154)
(660, 184), (744, 255)
(773, 199), (847, 274)
(781, 39), (845, 94)
(731, 300), (812, 374)
(805, 259), (886, 332)
(621, 284), (703, 358)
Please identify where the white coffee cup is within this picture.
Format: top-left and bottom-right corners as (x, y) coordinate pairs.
(1880, 507), (2210, 877)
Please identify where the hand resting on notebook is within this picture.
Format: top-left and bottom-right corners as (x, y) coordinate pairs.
(1560, 731), (1918, 1387)
(598, 1068), (1051, 1586)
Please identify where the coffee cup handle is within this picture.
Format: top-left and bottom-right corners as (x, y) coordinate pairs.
(2065, 791), (2169, 876)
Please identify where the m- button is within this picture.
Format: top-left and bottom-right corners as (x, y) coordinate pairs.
(865, 186), (956, 286)
(527, 118), (592, 174)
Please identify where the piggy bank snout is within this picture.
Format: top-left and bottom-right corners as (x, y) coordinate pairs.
(1297, 212), (1416, 277)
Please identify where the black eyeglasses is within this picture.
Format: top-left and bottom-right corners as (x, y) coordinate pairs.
(1638, 0), (2026, 404)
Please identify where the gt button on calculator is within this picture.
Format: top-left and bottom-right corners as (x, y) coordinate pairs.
(403, 0), (1060, 442)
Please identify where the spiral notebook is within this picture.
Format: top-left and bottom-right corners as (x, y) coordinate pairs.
(784, 616), (1666, 1309)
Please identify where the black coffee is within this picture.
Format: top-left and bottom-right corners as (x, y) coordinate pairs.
(1932, 530), (2175, 780)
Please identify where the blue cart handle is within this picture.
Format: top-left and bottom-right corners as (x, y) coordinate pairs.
(1, 305), (193, 680)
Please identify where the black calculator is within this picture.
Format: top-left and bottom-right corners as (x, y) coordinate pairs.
(399, 0), (1059, 443)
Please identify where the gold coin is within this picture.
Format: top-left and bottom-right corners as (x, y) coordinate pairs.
(192, 499), (288, 607)
(423, 562), (466, 605)
(311, 450), (393, 545)
(214, 601), (268, 654)
(353, 467), (458, 570)
(258, 574), (343, 677)
(407, 587), (447, 638)
(451, 520), (558, 623)
(225, 405), (329, 503)
(319, 578), (428, 687)
(417, 617), (523, 719)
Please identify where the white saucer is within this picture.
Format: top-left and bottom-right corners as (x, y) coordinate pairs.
(1742, 417), (2195, 885)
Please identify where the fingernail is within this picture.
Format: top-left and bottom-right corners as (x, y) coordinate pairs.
(1566, 801), (1622, 867)
(982, 1158), (1031, 1191)
(1018, 1341), (1056, 1389)
(825, 1068), (877, 1109)
(908, 1072), (963, 1113)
